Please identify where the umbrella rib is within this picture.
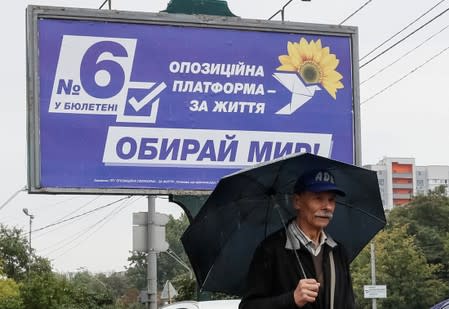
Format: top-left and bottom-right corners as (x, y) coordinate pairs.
(337, 200), (387, 224)
(239, 161), (287, 196)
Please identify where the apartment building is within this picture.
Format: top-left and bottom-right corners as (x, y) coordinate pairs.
(364, 157), (449, 210)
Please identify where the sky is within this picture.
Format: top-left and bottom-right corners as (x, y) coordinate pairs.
(1, 0), (448, 273)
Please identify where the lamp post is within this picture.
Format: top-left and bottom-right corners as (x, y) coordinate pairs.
(22, 208), (34, 259)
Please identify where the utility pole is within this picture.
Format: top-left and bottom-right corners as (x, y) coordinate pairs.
(371, 242), (377, 309)
(22, 208), (34, 273)
(147, 196), (157, 309)
(132, 202), (169, 309)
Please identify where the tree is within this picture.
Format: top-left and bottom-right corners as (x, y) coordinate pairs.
(0, 260), (24, 309)
(171, 272), (196, 300)
(0, 224), (152, 308)
(126, 251), (147, 291)
(158, 214), (192, 288)
(351, 225), (448, 308)
(98, 272), (130, 303)
(0, 225), (29, 281)
(0, 278), (24, 309)
(19, 271), (74, 309)
(387, 187), (449, 281)
(125, 213), (196, 303)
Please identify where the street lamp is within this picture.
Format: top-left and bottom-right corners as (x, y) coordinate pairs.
(22, 208), (34, 258)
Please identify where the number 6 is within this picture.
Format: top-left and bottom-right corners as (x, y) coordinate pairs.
(80, 41), (128, 99)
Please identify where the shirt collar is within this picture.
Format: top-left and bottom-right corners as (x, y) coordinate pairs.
(285, 220), (337, 255)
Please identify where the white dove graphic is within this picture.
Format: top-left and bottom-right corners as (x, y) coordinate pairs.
(273, 72), (321, 115)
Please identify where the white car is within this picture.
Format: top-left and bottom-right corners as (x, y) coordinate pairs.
(160, 299), (241, 309)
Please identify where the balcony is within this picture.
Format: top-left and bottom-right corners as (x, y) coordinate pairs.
(392, 173), (413, 179)
(393, 193), (412, 199)
(392, 183), (413, 189)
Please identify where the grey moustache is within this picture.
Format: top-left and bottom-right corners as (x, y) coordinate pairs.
(316, 212), (333, 219)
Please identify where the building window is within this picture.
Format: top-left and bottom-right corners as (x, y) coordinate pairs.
(378, 179), (384, 185)
(417, 180), (424, 186)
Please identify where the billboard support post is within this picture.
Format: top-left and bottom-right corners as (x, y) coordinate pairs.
(147, 196), (157, 309)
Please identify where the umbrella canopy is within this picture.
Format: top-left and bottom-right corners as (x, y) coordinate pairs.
(181, 153), (386, 296)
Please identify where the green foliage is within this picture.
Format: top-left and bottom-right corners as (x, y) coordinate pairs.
(98, 272), (130, 301)
(351, 225), (449, 308)
(20, 271), (74, 309)
(352, 186), (449, 309)
(171, 273), (196, 300)
(0, 225), (29, 281)
(388, 188), (449, 281)
(0, 225), (123, 308)
(158, 214), (191, 289)
(0, 276), (24, 309)
(126, 213), (194, 299)
(126, 251), (147, 291)
(66, 271), (114, 308)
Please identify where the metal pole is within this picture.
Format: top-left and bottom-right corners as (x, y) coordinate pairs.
(370, 242), (377, 309)
(29, 215), (32, 255)
(22, 208), (34, 274)
(147, 196), (158, 309)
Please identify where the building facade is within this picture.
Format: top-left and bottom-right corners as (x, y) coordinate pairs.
(364, 157), (449, 210)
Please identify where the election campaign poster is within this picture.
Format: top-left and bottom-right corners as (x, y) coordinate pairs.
(26, 6), (360, 194)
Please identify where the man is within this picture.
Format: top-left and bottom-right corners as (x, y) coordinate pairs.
(239, 169), (355, 309)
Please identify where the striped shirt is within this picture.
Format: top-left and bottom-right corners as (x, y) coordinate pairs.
(285, 220), (337, 256)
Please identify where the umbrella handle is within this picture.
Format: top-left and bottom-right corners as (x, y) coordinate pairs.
(272, 195), (307, 279)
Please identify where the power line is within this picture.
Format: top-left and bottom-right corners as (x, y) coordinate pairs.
(360, 7), (449, 68)
(360, 0), (447, 61)
(31, 196), (130, 233)
(42, 197), (136, 256)
(361, 24), (449, 85)
(33, 196), (103, 240)
(361, 45), (449, 105)
(0, 186), (26, 212)
(58, 196), (102, 221)
(51, 196), (141, 259)
(339, 0), (373, 25)
(40, 199), (128, 254)
(164, 248), (193, 279)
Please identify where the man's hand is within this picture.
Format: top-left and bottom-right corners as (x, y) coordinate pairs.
(293, 278), (320, 307)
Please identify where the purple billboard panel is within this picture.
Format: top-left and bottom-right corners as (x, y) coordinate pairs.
(27, 7), (359, 194)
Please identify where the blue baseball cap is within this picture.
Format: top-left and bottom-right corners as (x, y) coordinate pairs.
(294, 169), (346, 196)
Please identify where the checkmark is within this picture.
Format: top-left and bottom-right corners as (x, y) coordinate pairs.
(128, 82), (167, 112)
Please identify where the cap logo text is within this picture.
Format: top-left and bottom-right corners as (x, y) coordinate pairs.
(315, 171), (334, 183)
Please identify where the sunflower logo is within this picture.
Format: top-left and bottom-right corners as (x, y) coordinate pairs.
(277, 38), (344, 99)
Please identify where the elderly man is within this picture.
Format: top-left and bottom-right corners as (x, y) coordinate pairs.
(239, 169), (355, 309)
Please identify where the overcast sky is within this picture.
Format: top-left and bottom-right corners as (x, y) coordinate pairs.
(1, 0), (448, 273)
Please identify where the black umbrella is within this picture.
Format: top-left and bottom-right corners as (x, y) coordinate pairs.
(181, 153), (386, 296)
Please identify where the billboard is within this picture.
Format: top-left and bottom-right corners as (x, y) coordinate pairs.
(26, 6), (360, 195)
